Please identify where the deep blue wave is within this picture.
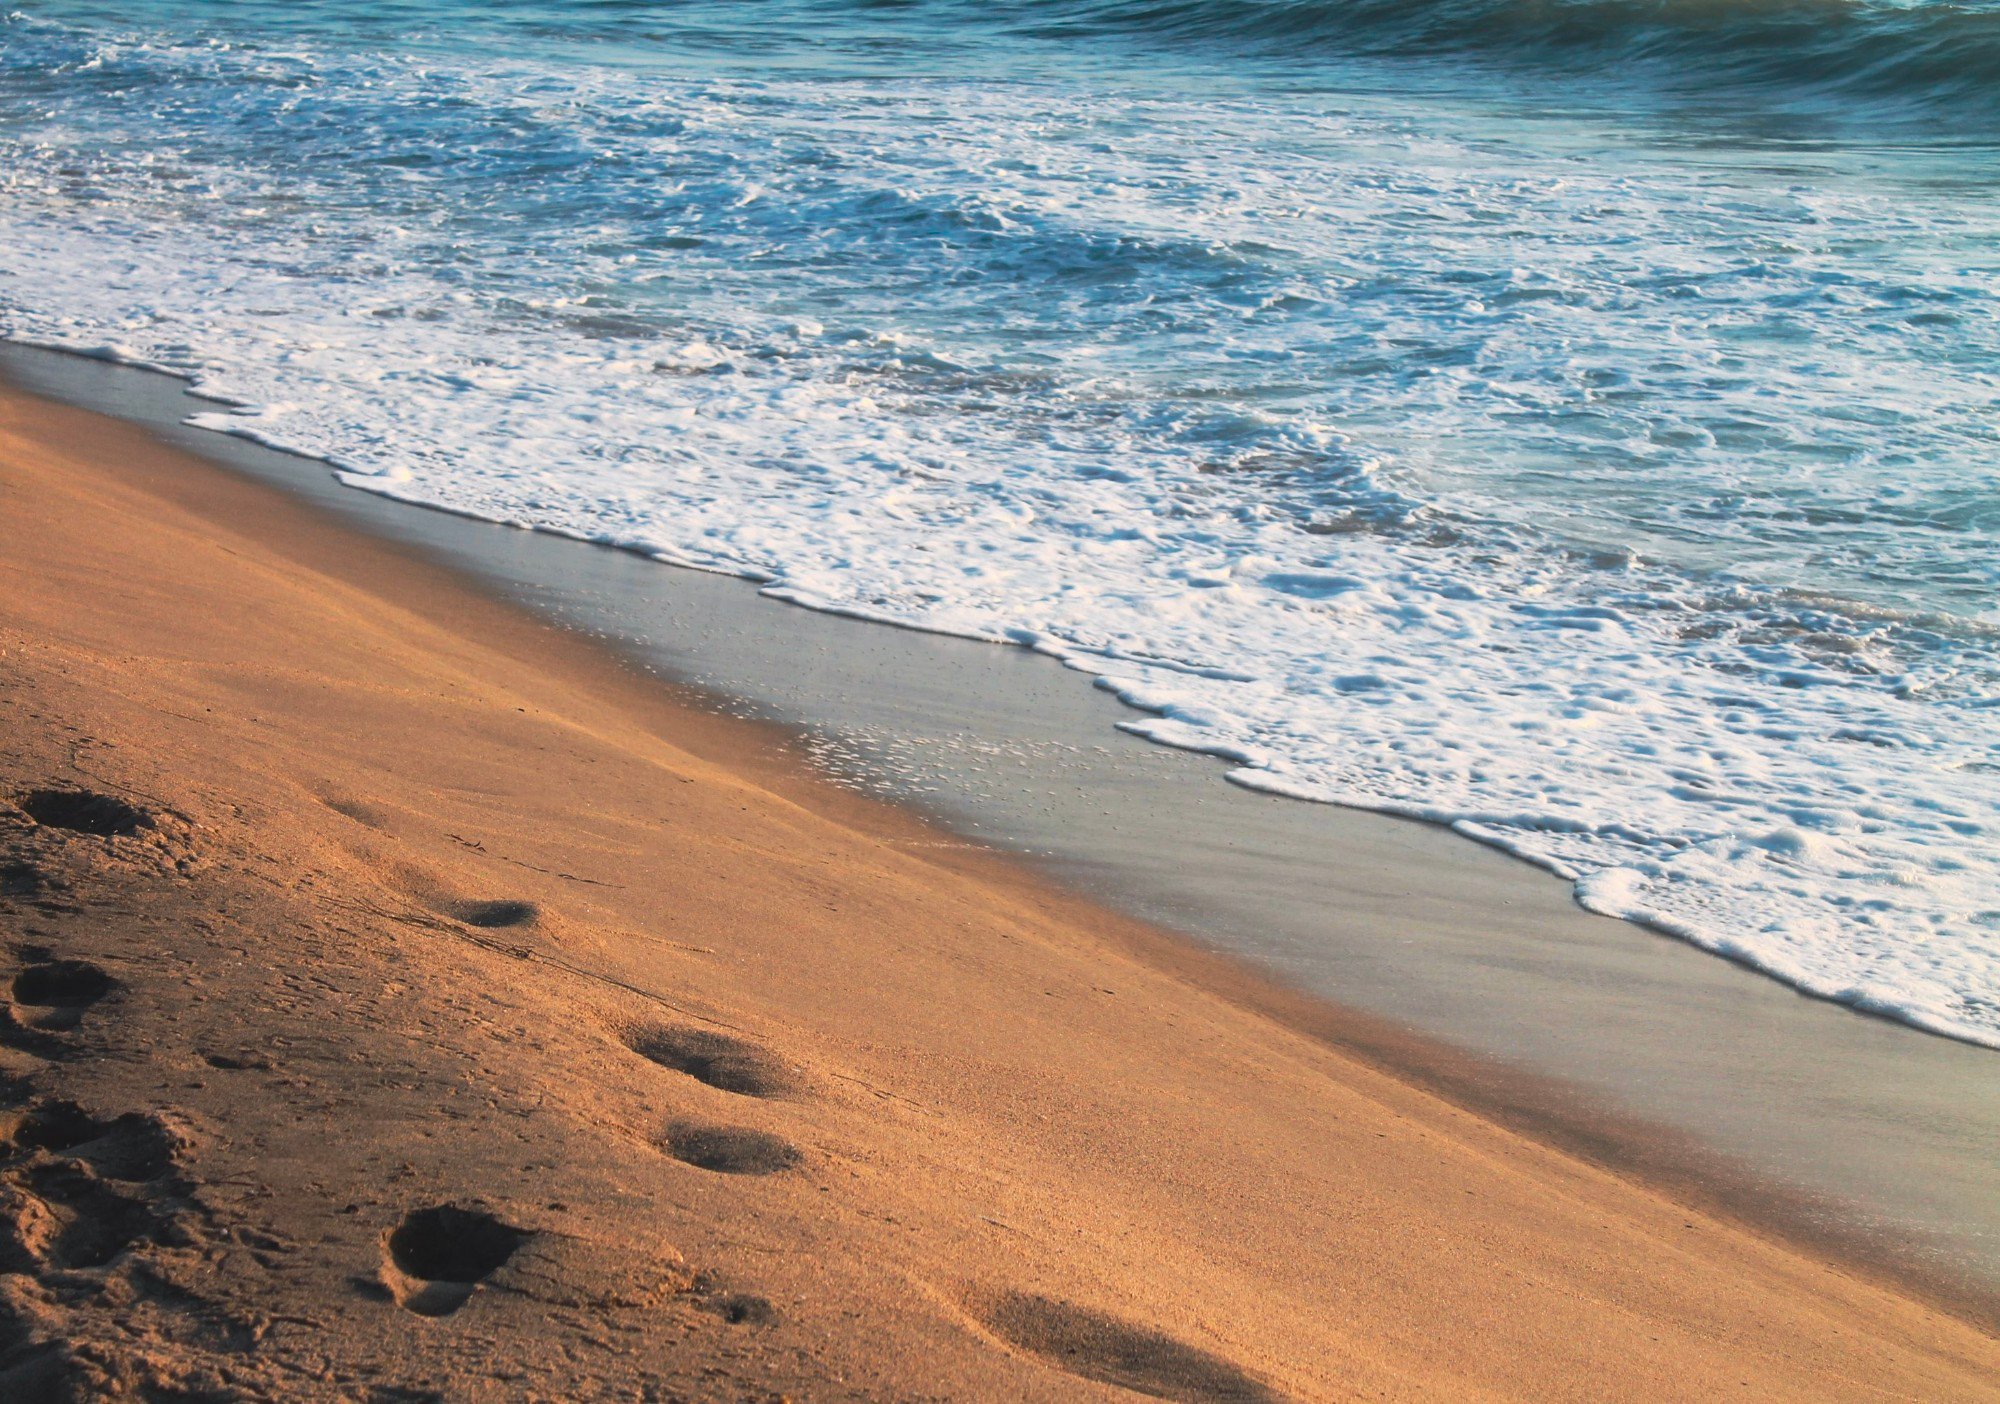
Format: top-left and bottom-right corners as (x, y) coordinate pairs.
(1007, 0), (2000, 119)
(11, 0), (2000, 127)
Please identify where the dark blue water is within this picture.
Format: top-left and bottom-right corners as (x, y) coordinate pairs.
(20, 0), (2000, 127)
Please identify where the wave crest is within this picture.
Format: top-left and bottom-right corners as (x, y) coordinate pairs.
(1014, 0), (2000, 122)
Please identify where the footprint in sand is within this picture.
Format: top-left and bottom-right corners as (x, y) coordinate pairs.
(0, 1101), (186, 1274)
(703, 1292), (777, 1326)
(319, 793), (389, 830)
(4, 1100), (178, 1183)
(444, 899), (538, 929)
(660, 1121), (800, 1177)
(199, 1049), (275, 1072)
(12, 960), (112, 1009)
(688, 1271), (779, 1327)
(976, 1291), (1280, 1404)
(12, 789), (152, 838)
(380, 1204), (529, 1318)
(619, 1025), (793, 1098)
(9, 957), (113, 1033)
(5, 1164), (161, 1271)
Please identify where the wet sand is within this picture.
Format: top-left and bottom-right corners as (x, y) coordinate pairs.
(6, 340), (1999, 1315)
(1, 375), (1998, 1398)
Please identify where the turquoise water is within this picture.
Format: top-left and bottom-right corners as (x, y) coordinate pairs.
(1, 1), (1996, 1044)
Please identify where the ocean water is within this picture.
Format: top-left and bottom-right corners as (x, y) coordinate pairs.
(2, 1), (1995, 1045)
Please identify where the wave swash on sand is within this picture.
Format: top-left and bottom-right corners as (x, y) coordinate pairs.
(2, 0), (1996, 1045)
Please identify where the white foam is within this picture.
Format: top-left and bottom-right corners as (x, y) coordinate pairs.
(3, 22), (1996, 1046)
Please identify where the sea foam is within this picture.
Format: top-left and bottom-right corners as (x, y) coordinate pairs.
(3, 8), (1995, 1046)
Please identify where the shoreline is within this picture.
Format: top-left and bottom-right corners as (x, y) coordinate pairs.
(20, 339), (1990, 1058)
(6, 339), (1998, 1319)
(2, 372), (1998, 1395)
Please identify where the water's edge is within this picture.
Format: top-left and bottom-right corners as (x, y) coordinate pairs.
(9, 5), (1996, 1051)
(6, 338), (1997, 1317)
(21, 336), (1995, 1054)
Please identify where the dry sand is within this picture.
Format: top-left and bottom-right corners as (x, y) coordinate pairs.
(0, 383), (1996, 1402)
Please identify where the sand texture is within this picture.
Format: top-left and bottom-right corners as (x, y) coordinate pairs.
(0, 385), (1996, 1401)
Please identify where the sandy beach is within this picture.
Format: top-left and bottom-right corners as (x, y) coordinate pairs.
(2, 382), (1998, 1401)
